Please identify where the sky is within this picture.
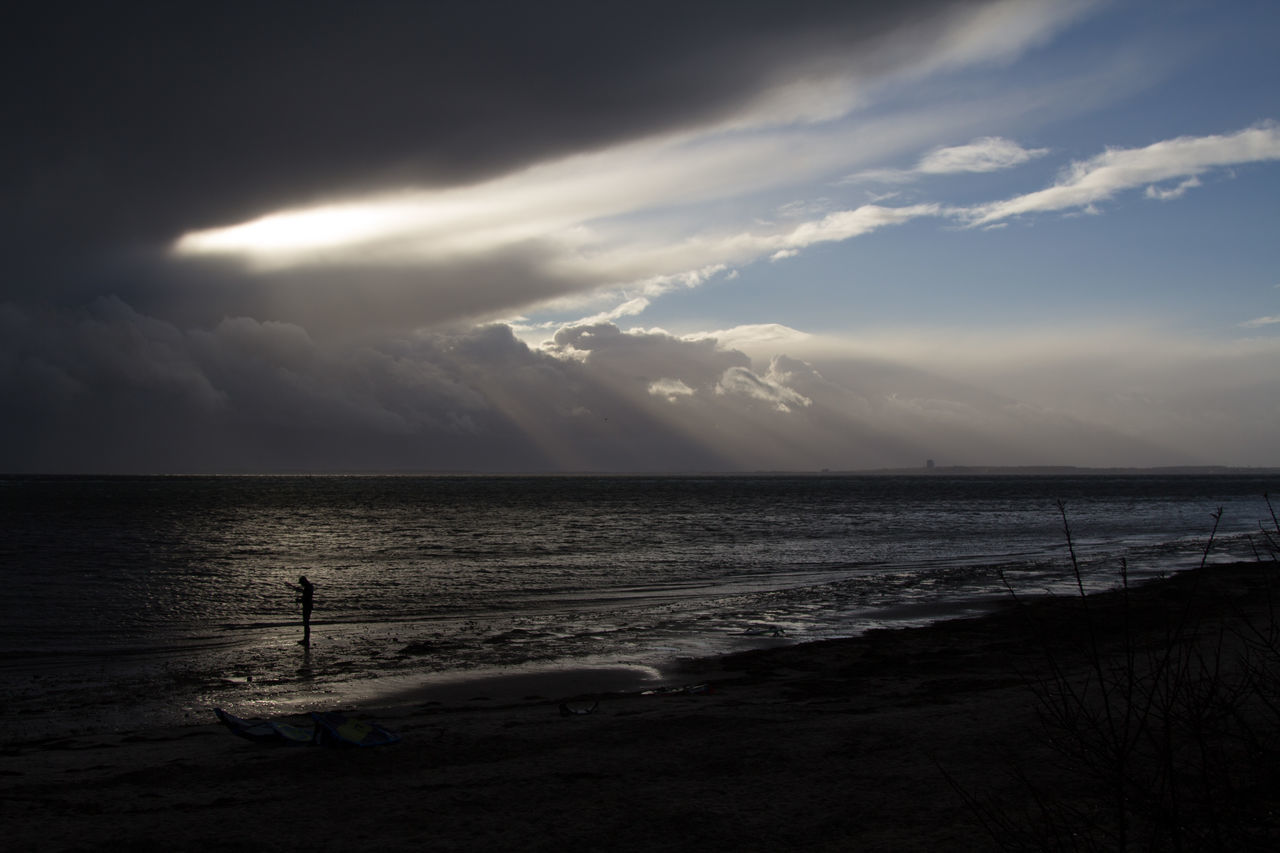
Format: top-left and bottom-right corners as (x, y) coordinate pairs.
(3, 0), (1279, 473)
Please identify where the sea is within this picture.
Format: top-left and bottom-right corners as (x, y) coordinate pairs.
(2, 473), (1276, 741)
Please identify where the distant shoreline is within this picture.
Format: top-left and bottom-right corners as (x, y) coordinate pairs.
(5, 465), (1280, 477)
(835, 464), (1280, 476)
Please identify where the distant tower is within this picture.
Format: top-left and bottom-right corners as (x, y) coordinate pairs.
(925, 459), (935, 470)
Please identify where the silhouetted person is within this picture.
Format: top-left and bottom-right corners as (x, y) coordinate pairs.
(290, 575), (315, 648)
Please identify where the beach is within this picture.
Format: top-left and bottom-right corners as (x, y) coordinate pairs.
(5, 560), (1279, 851)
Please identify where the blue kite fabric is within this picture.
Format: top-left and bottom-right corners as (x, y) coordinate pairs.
(214, 707), (399, 748)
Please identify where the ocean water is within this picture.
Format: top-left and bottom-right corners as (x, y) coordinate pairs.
(1, 473), (1276, 739)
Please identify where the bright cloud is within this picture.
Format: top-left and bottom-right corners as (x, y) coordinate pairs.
(571, 297), (652, 327)
(1144, 176), (1202, 200)
(918, 136), (1050, 173)
(173, 120), (956, 283)
(848, 136), (1050, 183)
(648, 378), (695, 402)
(687, 324), (813, 356)
(964, 123), (1280, 226)
(172, 118), (1280, 344)
(716, 366), (812, 413)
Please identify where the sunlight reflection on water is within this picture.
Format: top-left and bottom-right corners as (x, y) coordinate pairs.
(1, 473), (1273, 738)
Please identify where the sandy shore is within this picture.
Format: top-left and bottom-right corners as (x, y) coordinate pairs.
(4, 561), (1280, 851)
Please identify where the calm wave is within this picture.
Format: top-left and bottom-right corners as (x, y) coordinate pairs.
(1, 474), (1275, 738)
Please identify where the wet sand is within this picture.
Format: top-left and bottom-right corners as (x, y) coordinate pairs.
(4, 561), (1279, 851)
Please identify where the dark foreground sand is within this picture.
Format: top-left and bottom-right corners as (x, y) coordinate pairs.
(4, 562), (1280, 852)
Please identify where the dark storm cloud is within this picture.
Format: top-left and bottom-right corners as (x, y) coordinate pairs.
(0, 293), (1202, 473)
(0, 300), (743, 472)
(5, 1), (971, 275)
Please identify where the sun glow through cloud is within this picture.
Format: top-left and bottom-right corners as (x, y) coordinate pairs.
(171, 0), (1103, 284)
(175, 202), (425, 256)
